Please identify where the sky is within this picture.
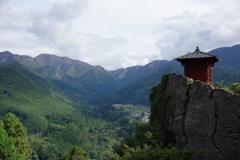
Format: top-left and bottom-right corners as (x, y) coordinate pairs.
(0, 0), (240, 70)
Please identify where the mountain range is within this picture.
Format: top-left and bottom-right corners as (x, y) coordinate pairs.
(1, 44), (240, 105)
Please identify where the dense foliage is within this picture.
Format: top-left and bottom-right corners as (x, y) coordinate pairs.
(60, 146), (89, 160)
(0, 113), (32, 160)
(113, 144), (201, 160)
(230, 82), (240, 94)
(212, 81), (240, 94)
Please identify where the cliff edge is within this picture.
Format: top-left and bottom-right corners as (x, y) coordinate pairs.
(165, 74), (240, 159)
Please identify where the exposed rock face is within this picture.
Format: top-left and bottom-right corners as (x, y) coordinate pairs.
(54, 72), (62, 79)
(165, 74), (240, 159)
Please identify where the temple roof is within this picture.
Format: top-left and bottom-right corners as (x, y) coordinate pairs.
(174, 47), (221, 61)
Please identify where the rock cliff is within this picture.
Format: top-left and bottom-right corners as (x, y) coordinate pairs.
(165, 74), (240, 159)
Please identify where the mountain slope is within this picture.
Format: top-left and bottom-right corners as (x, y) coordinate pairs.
(209, 44), (240, 69)
(6, 61), (57, 91)
(96, 65), (183, 105)
(213, 67), (240, 84)
(35, 54), (94, 78)
(0, 65), (75, 133)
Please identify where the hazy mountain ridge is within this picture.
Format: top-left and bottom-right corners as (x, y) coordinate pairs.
(109, 60), (170, 85)
(35, 54), (94, 78)
(35, 54), (91, 65)
(0, 52), (124, 103)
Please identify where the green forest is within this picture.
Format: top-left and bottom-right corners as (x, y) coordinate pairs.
(0, 65), (135, 159)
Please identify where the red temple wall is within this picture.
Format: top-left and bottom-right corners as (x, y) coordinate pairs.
(183, 61), (213, 84)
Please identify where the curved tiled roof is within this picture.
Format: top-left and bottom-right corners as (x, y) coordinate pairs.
(174, 47), (221, 61)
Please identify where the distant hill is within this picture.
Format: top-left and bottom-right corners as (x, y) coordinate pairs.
(35, 54), (94, 77)
(109, 60), (170, 85)
(209, 44), (240, 69)
(0, 51), (13, 62)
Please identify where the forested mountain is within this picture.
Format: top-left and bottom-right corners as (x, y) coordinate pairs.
(0, 62), (73, 126)
(0, 63), (134, 159)
(0, 53), (123, 103)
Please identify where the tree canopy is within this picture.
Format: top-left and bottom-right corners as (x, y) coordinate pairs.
(0, 113), (32, 160)
(60, 146), (89, 160)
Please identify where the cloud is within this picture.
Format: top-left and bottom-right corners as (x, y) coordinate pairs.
(27, 0), (90, 42)
(83, 48), (160, 70)
(0, 2), (29, 31)
(153, 8), (240, 60)
(53, 33), (128, 56)
(0, 0), (7, 5)
(28, 18), (71, 42)
(50, 0), (89, 21)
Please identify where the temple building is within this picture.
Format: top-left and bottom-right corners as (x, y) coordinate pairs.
(174, 47), (220, 84)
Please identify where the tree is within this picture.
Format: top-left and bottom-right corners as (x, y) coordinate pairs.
(0, 113), (32, 160)
(60, 146), (89, 160)
(0, 123), (22, 160)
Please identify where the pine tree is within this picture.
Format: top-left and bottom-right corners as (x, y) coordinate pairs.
(0, 113), (32, 159)
(0, 121), (22, 160)
(60, 146), (89, 160)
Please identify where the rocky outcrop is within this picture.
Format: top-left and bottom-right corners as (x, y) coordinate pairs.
(165, 74), (240, 159)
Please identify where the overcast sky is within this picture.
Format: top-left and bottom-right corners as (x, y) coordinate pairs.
(0, 0), (240, 70)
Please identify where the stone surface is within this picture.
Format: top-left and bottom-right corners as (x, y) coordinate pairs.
(165, 74), (240, 159)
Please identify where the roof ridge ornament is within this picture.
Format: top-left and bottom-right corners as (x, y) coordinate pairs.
(195, 46), (200, 52)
